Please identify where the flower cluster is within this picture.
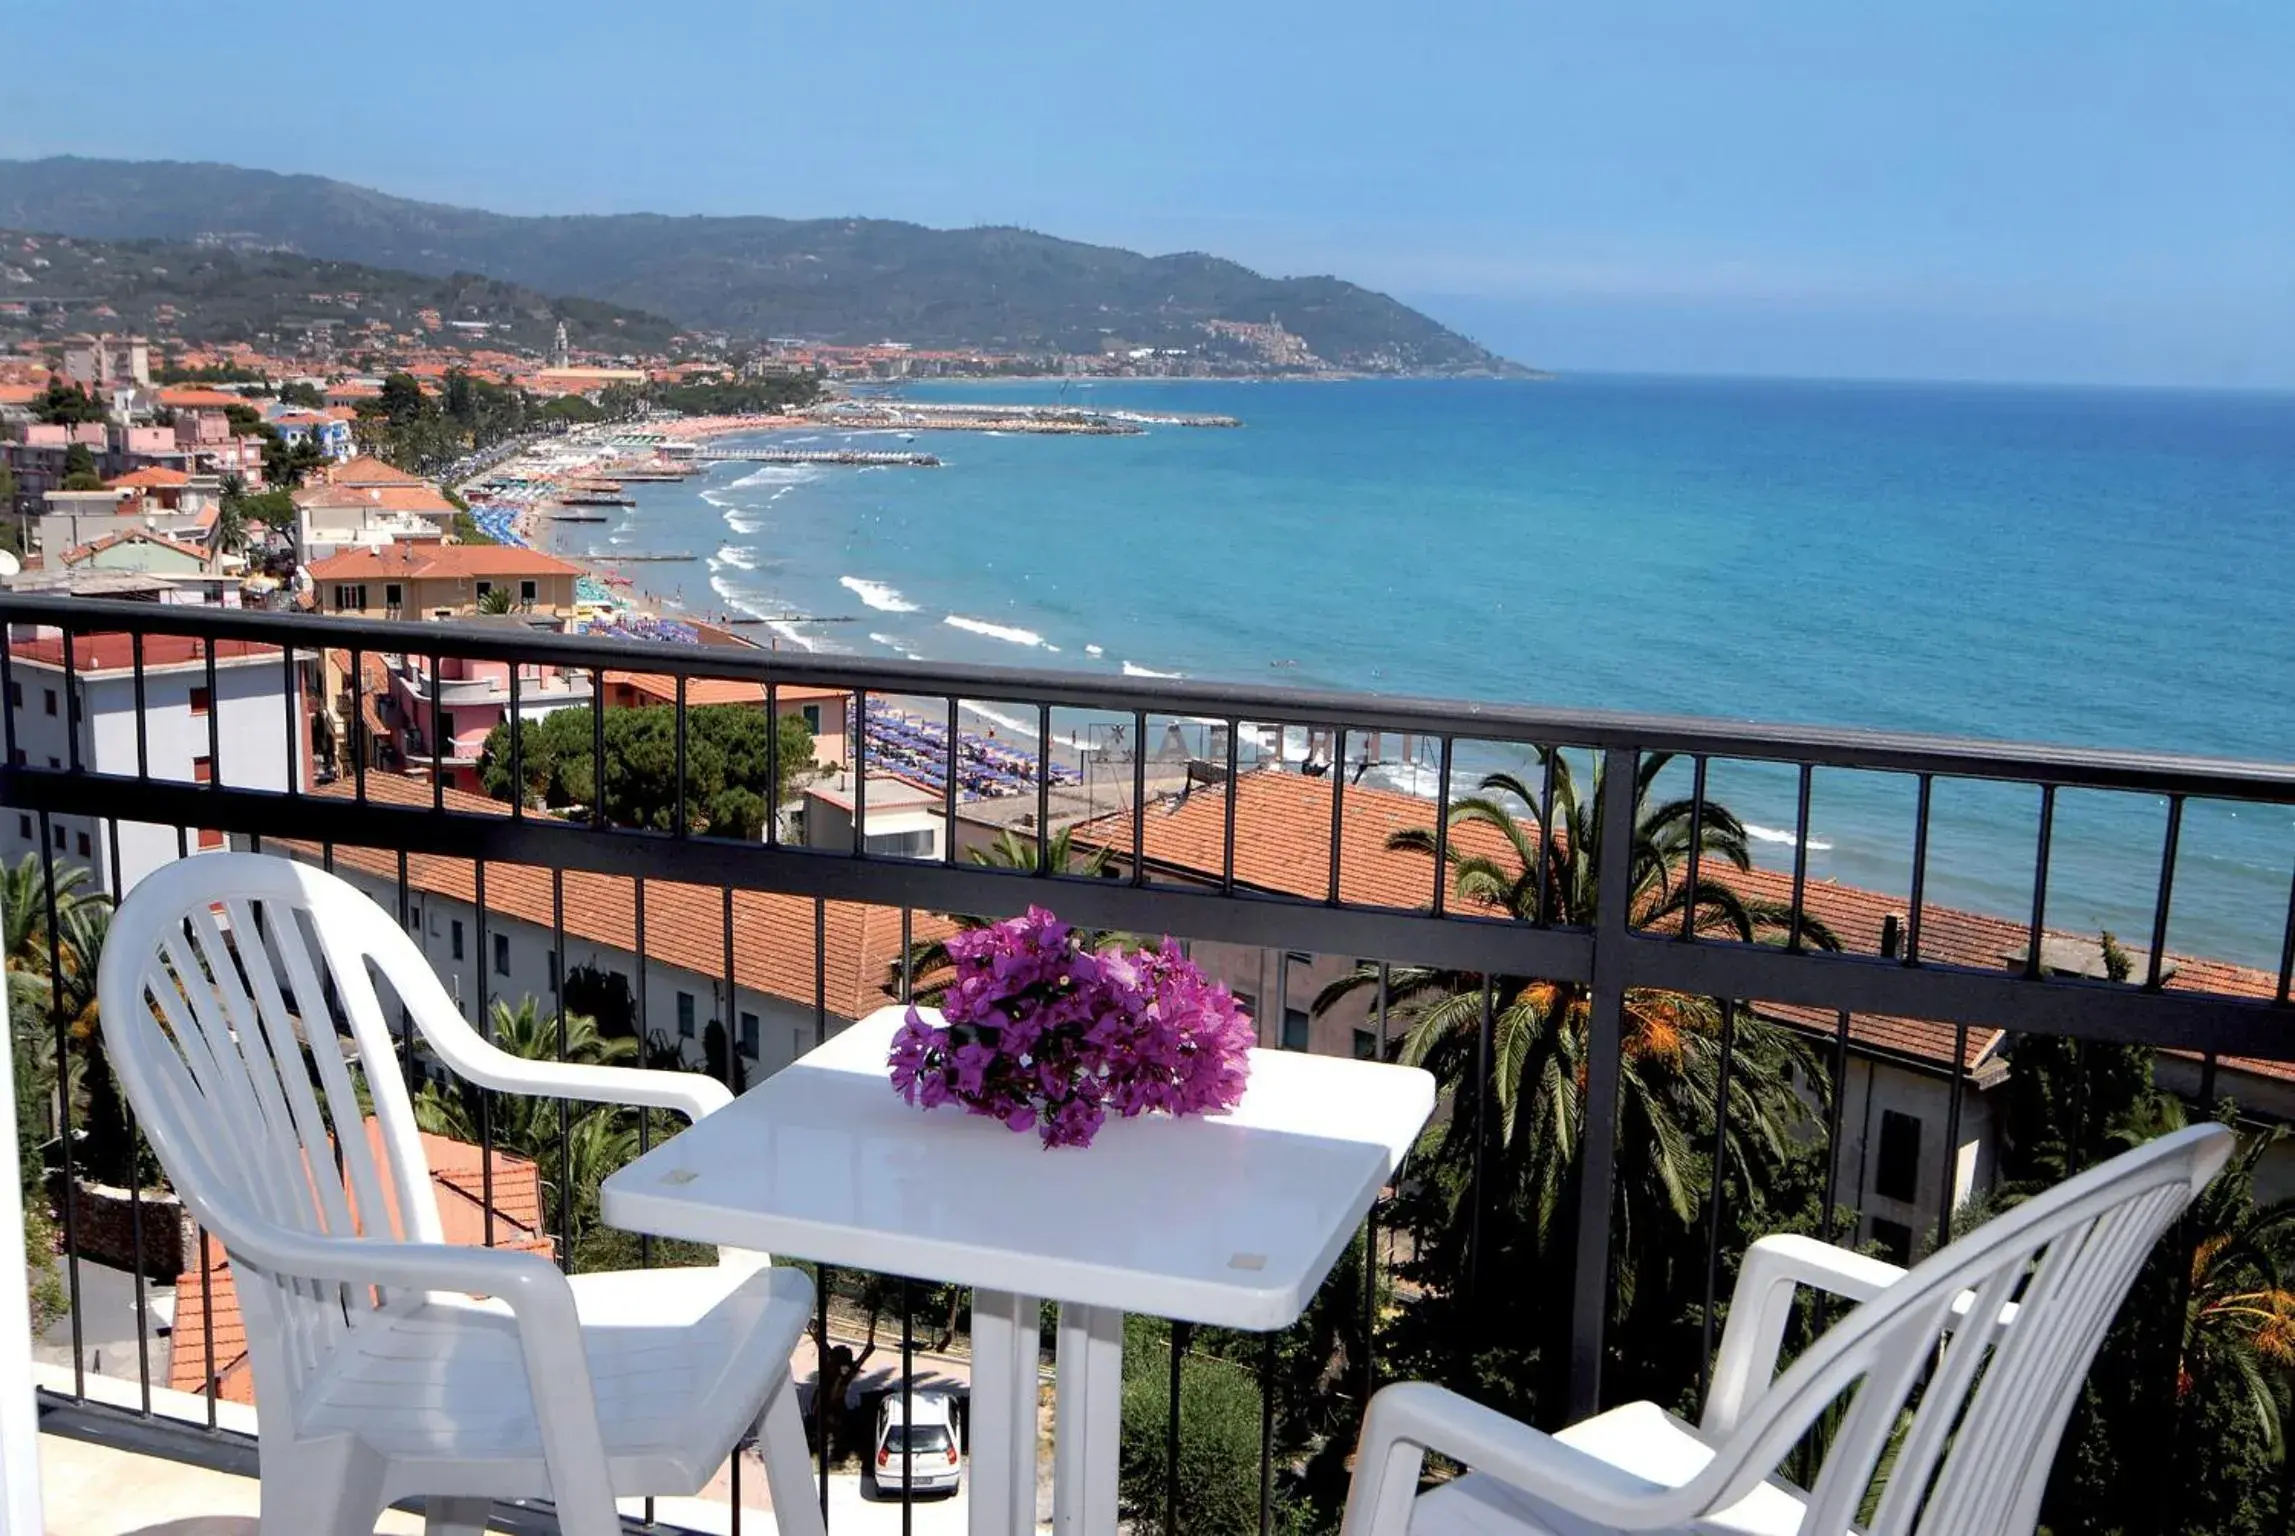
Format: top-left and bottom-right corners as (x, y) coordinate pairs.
(887, 907), (1255, 1148)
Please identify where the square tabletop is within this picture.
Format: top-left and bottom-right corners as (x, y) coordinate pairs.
(601, 1005), (1436, 1330)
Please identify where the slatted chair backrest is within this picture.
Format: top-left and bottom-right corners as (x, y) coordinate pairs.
(1684, 1122), (2230, 1536)
(98, 853), (452, 1409)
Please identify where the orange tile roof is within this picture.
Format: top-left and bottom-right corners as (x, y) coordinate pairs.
(296, 774), (942, 1023)
(296, 483), (457, 515)
(59, 530), (213, 567)
(155, 387), (246, 410)
(1072, 769), (2285, 1076)
(169, 1119), (549, 1404)
(324, 454), (425, 487)
(9, 634), (274, 673)
(604, 671), (850, 708)
(308, 544), (584, 581)
(105, 466), (192, 489)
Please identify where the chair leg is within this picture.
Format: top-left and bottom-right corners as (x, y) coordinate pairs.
(758, 1379), (827, 1536)
(262, 1439), (387, 1536)
(425, 1495), (494, 1536)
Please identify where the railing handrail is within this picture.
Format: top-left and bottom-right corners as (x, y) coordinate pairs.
(4, 593), (2292, 800)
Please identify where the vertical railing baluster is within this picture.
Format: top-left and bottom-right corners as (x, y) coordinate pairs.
(0, 626), (16, 766)
(1906, 774), (1933, 964)
(1130, 709), (1148, 884)
(900, 1277), (915, 1529)
(1468, 976), (1493, 1304)
(944, 696), (961, 867)
(1535, 748), (1558, 926)
(40, 815), (83, 1397)
(1680, 756), (1708, 939)
(1698, 998), (1738, 1401)
(900, 907), (913, 1004)
(1569, 746), (1636, 1419)
(635, 873), (652, 1271)
(2148, 795), (2185, 989)
(723, 884), (739, 1094)
(426, 649), (442, 812)
(281, 643), (299, 796)
(130, 632), (147, 783)
(61, 629), (78, 775)
(1823, 1010), (1853, 1242)
(1327, 726), (1347, 904)
(1362, 962), (1390, 1410)
(815, 898), (828, 1047)
(508, 666), (523, 819)
(1937, 1024), (1970, 1255)
(348, 646), (365, 802)
(1165, 1319), (1185, 1536)
(1035, 702), (1052, 867)
(1258, 1331), (1277, 1536)
(676, 675), (690, 836)
(589, 667), (606, 828)
(475, 860), (494, 1248)
(396, 852), (415, 1090)
(2026, 784), (2057, 977)
(199, 1228), (216, 1426)
(815, 1265), (833, 1526)
(1787, 763), (1813, 949)
(553, 868), (572, 1270)
(1429, 736), (1455, 917)
(854, 688), (870, 857)
(1221, 720), (1240, 893)
(104, 822), (154, 1414)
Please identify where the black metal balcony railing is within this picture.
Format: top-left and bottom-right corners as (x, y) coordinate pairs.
(7, 592), (2295, 1536)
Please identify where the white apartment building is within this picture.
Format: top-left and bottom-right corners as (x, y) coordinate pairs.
(3, 631), (307, 897)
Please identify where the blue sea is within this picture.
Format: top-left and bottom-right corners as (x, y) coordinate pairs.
(553, 376), (2295, 970)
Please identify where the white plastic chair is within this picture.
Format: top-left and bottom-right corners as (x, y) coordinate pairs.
(1342, 1121), (2231, 1536)
(98, 853), (828, 1536)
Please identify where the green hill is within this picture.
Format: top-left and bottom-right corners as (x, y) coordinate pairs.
(0, 226), (683, 356)
(0, 157), (1526, 375)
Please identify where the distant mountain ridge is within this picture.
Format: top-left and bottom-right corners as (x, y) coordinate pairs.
(0, 227), (682, 355)
(0, 156), (1526, 375)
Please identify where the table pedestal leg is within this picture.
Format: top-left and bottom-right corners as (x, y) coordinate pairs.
(1053, 1304), (1123, 1536)
(969, 1289), (1041, 1536)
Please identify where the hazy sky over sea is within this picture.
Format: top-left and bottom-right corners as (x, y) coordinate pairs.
(5, 1), (2290, 388)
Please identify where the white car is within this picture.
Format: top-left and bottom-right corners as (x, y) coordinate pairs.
(874, 1389), (962, 1496)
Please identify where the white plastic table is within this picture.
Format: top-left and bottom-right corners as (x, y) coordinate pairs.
(602, 1005), (1435, 1536)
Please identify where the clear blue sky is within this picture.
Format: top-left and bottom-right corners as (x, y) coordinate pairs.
(6, 1), (2291, 387)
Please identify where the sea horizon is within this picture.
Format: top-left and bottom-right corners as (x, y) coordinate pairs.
(547, 373), (2295, 971)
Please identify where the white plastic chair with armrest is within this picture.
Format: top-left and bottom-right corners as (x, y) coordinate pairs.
(1341, 1120), (2231, 1536)
(98, 852), (827, 1536)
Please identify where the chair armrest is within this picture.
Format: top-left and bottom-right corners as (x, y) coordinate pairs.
(431, 1038), (734, 1125)
(227, 1227), (624, 1536)
(1339, 1383), (1700, 1536)
(1702, 1235), (1905, 1437)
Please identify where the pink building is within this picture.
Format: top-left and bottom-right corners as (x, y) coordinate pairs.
(385, 655), (594, 793)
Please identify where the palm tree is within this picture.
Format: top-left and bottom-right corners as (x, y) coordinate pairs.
(3, 852), (93, 1014)
(2175, 1131), (2295, 1457)
(415, 996), (637, 1254)
(475, 585), (516, 615)
(1319, 750), (1836, 1254)
(885, 824), (1118, 1003)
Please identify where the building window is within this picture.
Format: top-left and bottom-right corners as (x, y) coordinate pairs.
(546, 951), (559, 994)
(1282, 1008), (1311, 1051)
(74, 831), (89, 858)
(801, 703), (822, 732)
(1870, 1217), (1915, 1267)
(1284, 950), (1313, 966)
(474, 581), (493, 602)
(866, 828), (933, 858)
(5, 682), (17, 708)
(14, 815), (26, 839)
(677, 992), (697, 1039)
(1234, 990), (1257, 1017)
(192, 755), (213, 784)
(188, 686), (212, 716)
(50, 824), (64, 850)
(519, 579), (537, 605)
(492, 933), (510, 977)
(450, 918), (465, 962)
(42, 689), (56, 717)
(739, 1011), (759, 1058)
(1875, 1110), (1922, 1204)
(1352, 1029), (1378, 1060)
(333, 583), (367, 611)
(384, 583), (403, 610)
(198, 828), (223, 850)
